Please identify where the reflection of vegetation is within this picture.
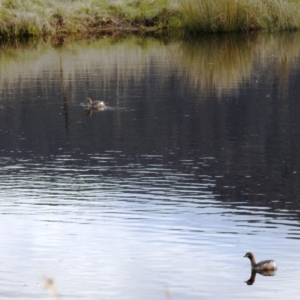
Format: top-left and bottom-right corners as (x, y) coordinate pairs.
(178, 33), (300, 96)
(0, 36), (170, 83)
(2, 0), (300, 39)
(1, 33), (300, 97)
(178, 34), (256, 96)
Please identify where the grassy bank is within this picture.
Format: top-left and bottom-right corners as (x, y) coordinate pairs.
(0, 0), (179, 39)
(1, 0), (300, 40)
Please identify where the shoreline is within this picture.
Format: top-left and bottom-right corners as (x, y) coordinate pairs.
(1, 0), (300, 40)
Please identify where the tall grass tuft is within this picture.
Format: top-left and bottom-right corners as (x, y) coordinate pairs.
(179, 0), (300, 33)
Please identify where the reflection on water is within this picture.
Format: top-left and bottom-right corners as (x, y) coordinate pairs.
(179, 33), (300, 96)
(86, 106), (106, 116)
(245, 269), (277, 286)
(0, 34), (300, 299)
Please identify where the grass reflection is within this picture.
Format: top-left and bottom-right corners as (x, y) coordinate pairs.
(178, 32), (300, 97)
(178, 34), (256, 96)
(0, 33), (300, 97)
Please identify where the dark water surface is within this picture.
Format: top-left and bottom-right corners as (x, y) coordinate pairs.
(1, 33), (300, 299)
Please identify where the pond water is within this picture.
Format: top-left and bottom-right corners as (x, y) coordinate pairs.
(0, 33), (300, 299)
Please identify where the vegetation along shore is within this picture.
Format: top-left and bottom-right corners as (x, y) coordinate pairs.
(1, 0), (300, 40)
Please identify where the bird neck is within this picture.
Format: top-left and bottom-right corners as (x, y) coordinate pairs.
(249, 256), (256, 267)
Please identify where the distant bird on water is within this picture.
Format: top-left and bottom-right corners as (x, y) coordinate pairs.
(86, 97), (105, 109)
(244, 252), (277, 270)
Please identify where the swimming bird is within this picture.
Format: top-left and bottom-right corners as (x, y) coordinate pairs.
(244, 252), (277, 270)
(86, 97), (105, 109)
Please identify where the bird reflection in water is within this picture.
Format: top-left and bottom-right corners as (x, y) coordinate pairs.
(245, 268), (277, 285)
(86, 107), (106, 116)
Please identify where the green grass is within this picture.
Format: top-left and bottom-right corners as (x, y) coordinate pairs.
(1, 0), (300, 39)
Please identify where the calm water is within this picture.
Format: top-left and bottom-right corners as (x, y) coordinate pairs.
(1, 33), (300, 299)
